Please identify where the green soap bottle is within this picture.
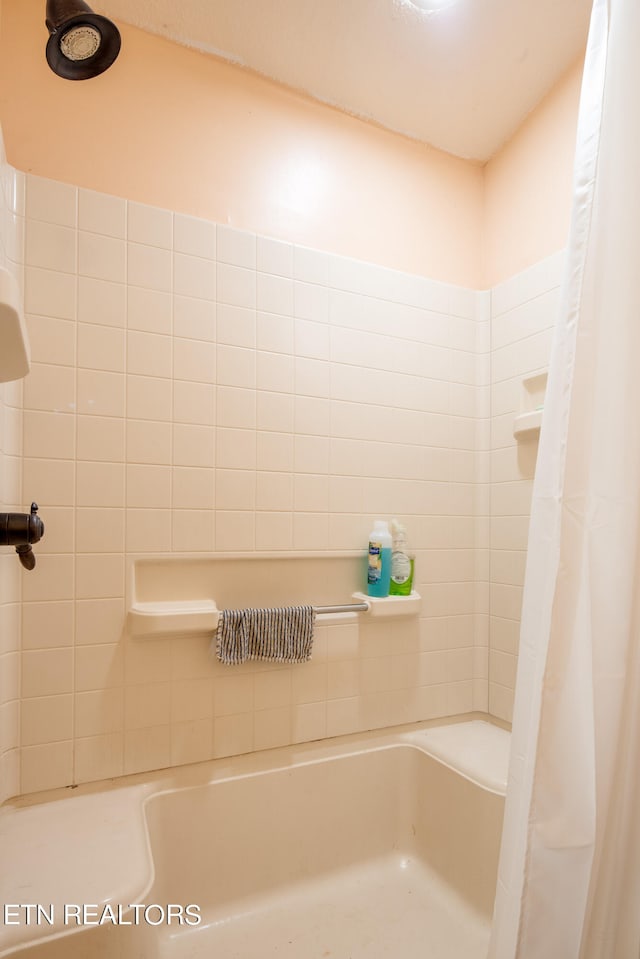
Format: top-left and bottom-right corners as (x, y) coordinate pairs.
(389, 519), (414, 596)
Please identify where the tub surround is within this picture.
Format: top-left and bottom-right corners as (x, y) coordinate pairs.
(0, 153), (562, 798)
(0, 717), (508, 958)
(9, 166), (487, 797)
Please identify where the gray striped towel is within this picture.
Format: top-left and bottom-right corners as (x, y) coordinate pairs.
(216, 605), (316, 666)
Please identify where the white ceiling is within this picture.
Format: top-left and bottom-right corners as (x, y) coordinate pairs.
(96, 0), (593, 162)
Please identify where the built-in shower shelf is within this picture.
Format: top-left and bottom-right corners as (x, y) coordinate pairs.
(513, 409), (543, 437)
(126, 556), (421, 638)
(351, 591), (421, 617)
(128, 600), (219, 637)
(128, 592), (422, 638)
(514, 370), (547, 439)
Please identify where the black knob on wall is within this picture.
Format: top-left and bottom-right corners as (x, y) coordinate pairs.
(0, 503), (45, 570)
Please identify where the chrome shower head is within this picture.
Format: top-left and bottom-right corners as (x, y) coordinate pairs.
(45, 0), (121, 80)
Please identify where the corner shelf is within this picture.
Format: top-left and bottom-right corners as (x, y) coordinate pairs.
(513, 370), (547, 439)
(513, 409), (543, 437)
(352, 591), (421, 617)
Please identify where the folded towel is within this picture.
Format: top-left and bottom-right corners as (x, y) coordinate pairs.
(216, 605), (316, 666)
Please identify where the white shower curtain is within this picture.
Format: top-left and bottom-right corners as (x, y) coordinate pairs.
(489, 0), (640, 956)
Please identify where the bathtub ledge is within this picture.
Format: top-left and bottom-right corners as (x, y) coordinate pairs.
(0, 784), (153, 957)
(406, 720), (510, 794)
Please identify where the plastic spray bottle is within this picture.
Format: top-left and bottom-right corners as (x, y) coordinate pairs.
(389, 519), (414, 596)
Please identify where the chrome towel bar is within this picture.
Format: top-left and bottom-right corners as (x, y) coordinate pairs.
(313, 601), (370, 614)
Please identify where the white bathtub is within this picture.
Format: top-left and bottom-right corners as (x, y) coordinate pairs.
(0, 719), (508, 959)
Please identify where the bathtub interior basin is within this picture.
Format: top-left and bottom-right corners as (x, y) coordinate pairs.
(1, 721), (507, 959)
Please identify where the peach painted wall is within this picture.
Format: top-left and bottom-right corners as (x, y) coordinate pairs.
(0, 0), (483, 287)
(483, 58), (583, 288)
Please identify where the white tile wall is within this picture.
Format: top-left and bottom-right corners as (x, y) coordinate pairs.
(488, 251), (565, 721)
(0, 129), (25, 802)
(6, 169), (490, 795)
(0, 145), (568, 796)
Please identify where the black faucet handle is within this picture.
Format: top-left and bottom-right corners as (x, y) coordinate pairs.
(28, 503), (45, 545)
(0, 503), (45, 570)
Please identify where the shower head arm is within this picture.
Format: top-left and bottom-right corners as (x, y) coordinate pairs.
(46, 0), (94, 33)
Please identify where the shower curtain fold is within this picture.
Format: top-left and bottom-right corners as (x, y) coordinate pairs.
(489, 0), (640, 956)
